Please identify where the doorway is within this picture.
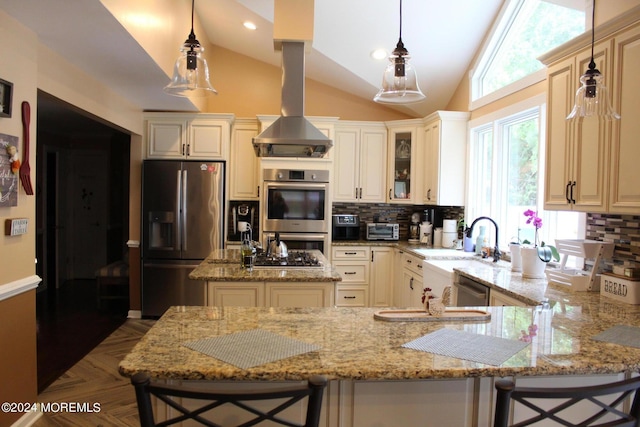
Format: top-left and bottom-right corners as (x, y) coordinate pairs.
(35, 92), (131, 392)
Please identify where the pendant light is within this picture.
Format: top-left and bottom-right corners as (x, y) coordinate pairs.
(566, 0), (618, 120)
(164, 0), (217, 97)
(373, 0), (425, 104)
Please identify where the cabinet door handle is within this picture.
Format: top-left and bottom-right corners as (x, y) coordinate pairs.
(389, 189), (392, 200)
(186, 143), (190, 156)
(565, 181), (571, 203)
(571, 181), (576, 204)
(359, 187), (363, 199)
(427, 188), (431, 200)
(343, 296), (356, 299)
(257, 185), (260, 197)
(409, 277), (414, 290)
(182, 143), (186, 156)
(355, 187), (358, 199)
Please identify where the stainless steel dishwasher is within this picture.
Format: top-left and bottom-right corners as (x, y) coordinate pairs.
(455, 275), (490, 306)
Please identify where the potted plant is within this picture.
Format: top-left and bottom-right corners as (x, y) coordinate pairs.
(520, 210), (560, 278)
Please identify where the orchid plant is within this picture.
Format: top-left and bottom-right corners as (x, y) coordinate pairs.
(522, 209), (560, 262)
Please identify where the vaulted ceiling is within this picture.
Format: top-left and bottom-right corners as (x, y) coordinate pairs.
(0, 0), (507, 119)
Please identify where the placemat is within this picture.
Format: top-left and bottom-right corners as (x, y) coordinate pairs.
(402, 328), (529, 366)
(183, 329), (321, 369)
(592, 325), (640, 348)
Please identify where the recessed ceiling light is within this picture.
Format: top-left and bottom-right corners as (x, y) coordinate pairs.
(243, 21), (257, 30)
(371, 48), (388, 60)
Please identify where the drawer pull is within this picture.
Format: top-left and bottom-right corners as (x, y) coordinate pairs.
(345, 252), (357, 255)
(343, 296), (356, 299)
(344, 272), (357, 275)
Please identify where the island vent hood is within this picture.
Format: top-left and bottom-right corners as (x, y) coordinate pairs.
(252, 41), (333, 158)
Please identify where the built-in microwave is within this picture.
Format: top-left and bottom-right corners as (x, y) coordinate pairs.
(262, 169), (330, 234)
(366, 223), (399, 241)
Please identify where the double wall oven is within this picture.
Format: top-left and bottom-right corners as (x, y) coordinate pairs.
(261, 168), (330, 253)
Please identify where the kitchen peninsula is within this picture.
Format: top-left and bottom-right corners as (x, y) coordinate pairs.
(120, 283), (640, 426)
(189, 249), (342, 307)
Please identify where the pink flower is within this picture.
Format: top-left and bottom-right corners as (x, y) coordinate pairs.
(523, 210), (542, 230)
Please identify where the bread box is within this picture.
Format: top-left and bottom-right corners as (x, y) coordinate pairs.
(600, 273), (640, 304)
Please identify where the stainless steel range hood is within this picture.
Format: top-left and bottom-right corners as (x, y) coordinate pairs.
(253, 42), (333, 158)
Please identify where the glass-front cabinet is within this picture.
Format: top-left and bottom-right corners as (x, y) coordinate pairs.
(386, 121), (421, 203)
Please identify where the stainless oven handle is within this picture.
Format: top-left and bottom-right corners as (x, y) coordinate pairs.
(263, 182), (329, 191)
(264, 232), (327, 241)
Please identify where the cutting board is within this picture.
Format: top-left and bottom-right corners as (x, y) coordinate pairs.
(374, 308), (491, 322)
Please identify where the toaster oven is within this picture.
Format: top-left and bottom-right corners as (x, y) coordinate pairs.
(366, 223), (399, 241)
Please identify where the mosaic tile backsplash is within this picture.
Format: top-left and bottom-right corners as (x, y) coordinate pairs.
(587, 213), (640, 268)
(332, 203), (465, 241)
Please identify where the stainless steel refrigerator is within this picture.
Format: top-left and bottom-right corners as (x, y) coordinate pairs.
(141, 160), (224, 317)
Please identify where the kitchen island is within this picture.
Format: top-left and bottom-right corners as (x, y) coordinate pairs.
(120, 300), (640, 426)
(189, 249), (342, 307)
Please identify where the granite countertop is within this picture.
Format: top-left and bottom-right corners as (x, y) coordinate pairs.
(119, 303), (640, 382)
(189, 249), (342, 282)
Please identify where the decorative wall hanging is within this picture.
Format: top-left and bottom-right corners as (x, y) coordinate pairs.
(0, 78), (13, 118)
(0, 133), (19, 207)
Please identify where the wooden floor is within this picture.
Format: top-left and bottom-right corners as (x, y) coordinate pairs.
(32, 319), (155, 426)
(36, 279), (130, 392)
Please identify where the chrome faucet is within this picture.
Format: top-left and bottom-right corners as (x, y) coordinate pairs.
(466, 216), (501, 262)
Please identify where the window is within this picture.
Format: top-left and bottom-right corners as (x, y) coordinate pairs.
(470, 0), (584, 108)
(466, 95), (585, 254)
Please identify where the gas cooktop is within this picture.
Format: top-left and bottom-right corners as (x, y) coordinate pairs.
(253, 250), (323, 268)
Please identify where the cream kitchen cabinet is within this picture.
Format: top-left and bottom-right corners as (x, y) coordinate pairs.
(422, 111), (469, 206)
(332, 245), (393, 307)
(144, 113), (233, 160)
(542, 40), (612, 212)
(489, 288), (527, 307)
(609, 23), (640, 213)
(393, 250), (424, 307)
(265, 282), (334, 307)
(207, 281), (334, 307)
(333, 122), (387, 203)
(541, 11), (640, 214)
(369, 247), (394, 307)
(229, 118), (260, 200)
(386, 120), (423, 204)
(332, 246), (370, 307)
(207, 282), (264, 307)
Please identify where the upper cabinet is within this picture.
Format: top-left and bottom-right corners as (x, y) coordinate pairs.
(386, 120), (423, 204)
(541, 10), (640, 214)
(609, 24), (640, 213)
(229, 118), (260, 200)
(144, 113), (234, 160)
(333, 122), (387, 203)
(421, 111), (469, 206)
(543, 41), (612, 212)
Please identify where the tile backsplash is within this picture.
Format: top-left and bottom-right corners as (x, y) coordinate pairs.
(332, 203), (465, 241)
(587, 213), (640, 267)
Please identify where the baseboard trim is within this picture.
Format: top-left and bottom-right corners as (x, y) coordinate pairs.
(11, 409), (42, 427)
(128, 309), (142, 319)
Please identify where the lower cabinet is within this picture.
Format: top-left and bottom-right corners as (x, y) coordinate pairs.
(489, 289), (528, 307)
(394, 250), (424, 307)
(332, 245), (393, 307)
(207, 281), (335, 307)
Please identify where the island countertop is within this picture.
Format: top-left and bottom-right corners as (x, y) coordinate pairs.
(119, 303), (640, 382)
(189, 249), (342, 282)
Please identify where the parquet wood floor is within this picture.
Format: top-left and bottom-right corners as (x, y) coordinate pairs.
(32, 319), (155, 427)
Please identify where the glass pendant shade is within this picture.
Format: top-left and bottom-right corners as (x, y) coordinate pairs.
(566, 68), (619, 120)
(373, 41), (425, 104)
(566, 0), (619, 120)
(164, 0), (217, 97)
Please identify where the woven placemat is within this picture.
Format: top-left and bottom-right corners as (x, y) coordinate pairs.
(592, 325), (640, 348)
(183, 329), (321, 369)
(402, 328), (529, 366)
